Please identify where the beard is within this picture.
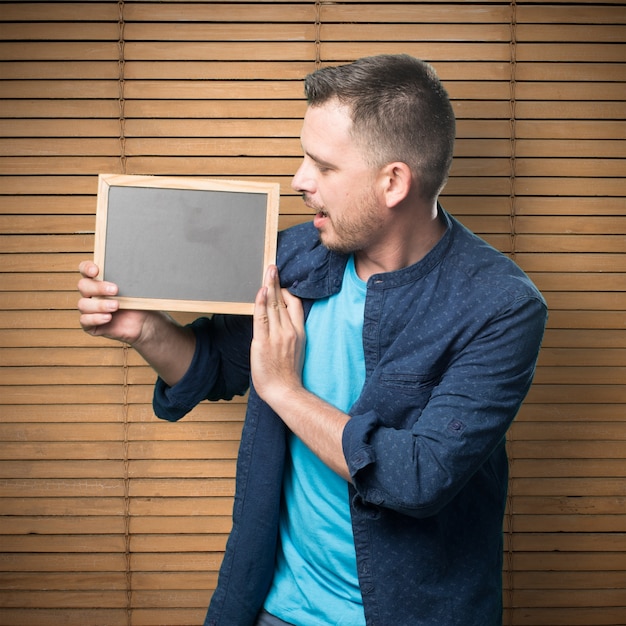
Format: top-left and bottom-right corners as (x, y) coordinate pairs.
(305, 190), (385, 255)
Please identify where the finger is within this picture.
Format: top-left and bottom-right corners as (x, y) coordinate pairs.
(78, 294), (118, 315)
(282, 289), (304, 329)
(78, 292), (115, 328)
(264, 265), (288, 320)
(252, 285), (270, 339)
(77, 275), (118, 298)
(264, 265), (282, 301)
(78, 260), (100, 278)
(79, 312), (114, 335)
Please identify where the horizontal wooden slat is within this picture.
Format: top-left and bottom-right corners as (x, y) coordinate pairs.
(516, 82), (626, 101)
(542, 329), (626, 350)
(130, 535), (228, 554)
(128, 478), (234, 498)
(0, 3), (118, 21)
(0, 348), (125, 366)
(0, 41), (119, 61)
(321, 41), (513, 62)
(515, 120), (625, 140)
(508, 552), (626, 573)
(0, 98), (306, 118)
(516, 158), (624, 178)
(508, 440), (626, 460)
(517, 216), (626, 234)
(0, 609), (190, 626)
(519, 403), (626, 422)
(0, 479), (125, 498)
(510, 421), (626, 442)
(323, 4), (512, 23)
(0, 2), (309, 22)
(532, 274), (626, 292)
(515, 62), (626, 82)
(517, 4), (626, 24)
(0, 516), (126, 535)
(517, 253), (626, 272)
(510, 571), (626, 589)
(515, 139), (626, 157)
(516, 234), (626, 253)
(0, 422), (242, 441)
(320, 23), (510, 41)
(130, 515), (232, 533)
(1, 23), (119, 41)
(517, 43), (625, 63)
(527, 384), (626, 403)
(0, 571), (127, 590)
(518, 24), (626, 43)
(0, 535), (128, 553)
(515, 101), (626, 120)
(0, 461), (123, 479)
(130, 497), (233, 517)
(511, 533), (626, 552)
(0, 496), (228, 517)
(538, 348), (626, 366)
(133, 441), (242, 460)
(546, 292), (626, 311)
(510, 459), (626, 479)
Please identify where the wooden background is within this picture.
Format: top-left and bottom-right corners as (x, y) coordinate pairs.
(0, 1), (624, 625)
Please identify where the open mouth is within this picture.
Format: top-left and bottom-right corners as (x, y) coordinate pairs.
(313, 211), (329, 229)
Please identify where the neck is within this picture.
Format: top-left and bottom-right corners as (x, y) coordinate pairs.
(354, 201), (445, 282)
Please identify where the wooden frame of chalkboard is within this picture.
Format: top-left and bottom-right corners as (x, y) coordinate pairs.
(94, 173), (280, 315)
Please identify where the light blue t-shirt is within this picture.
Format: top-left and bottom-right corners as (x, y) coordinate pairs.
(264, 255), (367, 626)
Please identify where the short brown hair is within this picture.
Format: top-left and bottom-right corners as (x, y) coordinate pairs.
(304, 55), (456, 202)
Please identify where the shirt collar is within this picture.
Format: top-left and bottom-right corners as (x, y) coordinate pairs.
(280, 204), (452, 299)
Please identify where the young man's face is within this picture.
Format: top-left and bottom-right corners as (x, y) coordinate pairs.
(291, 99), (386, 255)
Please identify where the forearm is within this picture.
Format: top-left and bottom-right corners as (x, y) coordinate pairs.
(131, 311), (196, 387)
(266, 385), (350, 481)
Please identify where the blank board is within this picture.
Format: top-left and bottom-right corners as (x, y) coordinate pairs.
(94, 174), (280, 315)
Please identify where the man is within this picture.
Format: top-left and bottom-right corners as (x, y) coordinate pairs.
(78, 54), (547, 626)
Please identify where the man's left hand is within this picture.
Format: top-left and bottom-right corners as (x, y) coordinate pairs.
(251, 265), (306, 406)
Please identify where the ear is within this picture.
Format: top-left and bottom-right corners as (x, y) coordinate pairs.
(380, 161), (412, 208)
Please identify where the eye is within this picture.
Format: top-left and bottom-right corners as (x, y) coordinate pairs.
(315, 162), (332, 174)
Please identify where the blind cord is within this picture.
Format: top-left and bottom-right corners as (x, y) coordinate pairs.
(505, 4), (518, 624)
(117, 0), (127, 176)
(509, 0), (518, 261)
(314, 1), (323, 69)
(117, 2), (132, 624)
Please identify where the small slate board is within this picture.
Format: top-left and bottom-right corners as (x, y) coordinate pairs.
(94, 174), (280, 314)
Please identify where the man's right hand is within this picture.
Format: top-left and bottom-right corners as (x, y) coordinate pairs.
(77, 260), (197, 387)
(77, 260), (152, 345)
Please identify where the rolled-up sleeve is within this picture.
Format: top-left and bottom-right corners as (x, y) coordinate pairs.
(153, 315), (253, 422)
(343, 294), (547, 517)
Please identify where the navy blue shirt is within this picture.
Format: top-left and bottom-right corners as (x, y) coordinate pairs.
(154, 208), (547, 626)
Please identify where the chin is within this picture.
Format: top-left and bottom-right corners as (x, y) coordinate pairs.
(319, 235), (357, 255)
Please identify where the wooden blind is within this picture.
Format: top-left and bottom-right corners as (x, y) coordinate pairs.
(0, 1), (624, 625)
(502, 4), (626, 625)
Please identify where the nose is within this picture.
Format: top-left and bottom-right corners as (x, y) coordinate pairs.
(291, 158), (314, 194)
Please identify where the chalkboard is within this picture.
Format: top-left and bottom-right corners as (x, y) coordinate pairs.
(94, 174), (280, 314)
